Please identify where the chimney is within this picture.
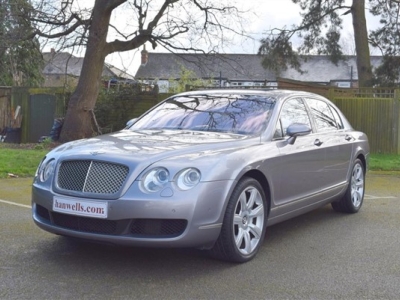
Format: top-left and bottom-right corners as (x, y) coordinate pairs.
(141, 45), (149, 65)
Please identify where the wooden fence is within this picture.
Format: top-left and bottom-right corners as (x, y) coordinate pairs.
(1, 85), (399, 154)
(328, 88), (400, 154)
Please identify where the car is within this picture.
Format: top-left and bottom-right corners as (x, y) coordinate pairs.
(32, 89), (369, 263)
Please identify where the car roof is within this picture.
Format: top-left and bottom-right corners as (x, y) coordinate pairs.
(174, 89), (329, 102)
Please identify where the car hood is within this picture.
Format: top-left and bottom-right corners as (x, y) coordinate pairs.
(49, 129), (259, 165)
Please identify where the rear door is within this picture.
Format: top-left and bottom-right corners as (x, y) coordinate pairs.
(304, 97), (353, 188)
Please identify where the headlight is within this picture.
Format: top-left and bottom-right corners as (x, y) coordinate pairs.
(141, 167), (170, 192)
(35, 157), (46, 178)
(39, 159), (55, 182)
(175, 168), (201, 191)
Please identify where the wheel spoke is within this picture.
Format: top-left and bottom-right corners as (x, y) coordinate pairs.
(249, 203), (264, 219)
(249, 223), (262, 239)
(243, 231), (252, 254)
(351, 190), (358, 205)
(239, 193), (247, 212)
(355, 178), (364, 189)
(233, 214), (242, 225)
(246, 189), (257, 210)
(235, 228), (245, 248)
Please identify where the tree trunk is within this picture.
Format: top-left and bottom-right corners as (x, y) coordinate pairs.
(59, 1), (112, 142)
(352, 0), (373, 87)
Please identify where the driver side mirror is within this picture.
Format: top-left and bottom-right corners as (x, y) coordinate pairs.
(286, 123), (312, 145)
(125, 118), (137, 129)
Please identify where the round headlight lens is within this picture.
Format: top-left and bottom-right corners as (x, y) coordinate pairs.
(40, 159), (55, 182)
(142, 167), (170, 192)
(175, 168), (201, 191)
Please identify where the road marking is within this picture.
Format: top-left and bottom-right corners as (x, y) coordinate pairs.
(0, 199), (30, 209)
(365, 194), (397, 199)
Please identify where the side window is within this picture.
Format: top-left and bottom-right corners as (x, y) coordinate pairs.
(306, 98), (338, 132)
(274, 98), (312, 138)
(329, 105), (344, 129)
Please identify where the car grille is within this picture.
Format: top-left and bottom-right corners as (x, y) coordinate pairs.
(35, 205), (187, 238)
(57, 160), (129, 195)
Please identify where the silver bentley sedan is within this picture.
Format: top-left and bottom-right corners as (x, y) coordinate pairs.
(32, 89), (369, 263)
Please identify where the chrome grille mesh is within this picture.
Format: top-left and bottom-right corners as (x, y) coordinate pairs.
(57, 160), (129, 194)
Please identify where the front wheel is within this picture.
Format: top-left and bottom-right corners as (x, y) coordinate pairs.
(209, 177), (267, 263)
(331, 158), (365, 213)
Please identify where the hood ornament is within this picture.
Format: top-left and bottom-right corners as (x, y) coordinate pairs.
(90, 151), (105, 156)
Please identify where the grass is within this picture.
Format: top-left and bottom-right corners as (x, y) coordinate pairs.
(0, 144), (50, 178)
(0, 143), (399, 178)
(369, 153), (400, 172)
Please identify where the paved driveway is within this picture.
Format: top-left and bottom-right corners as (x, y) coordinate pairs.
(0, 172), (399, 299)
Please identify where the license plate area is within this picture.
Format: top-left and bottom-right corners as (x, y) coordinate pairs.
(53, 197), (108, 219)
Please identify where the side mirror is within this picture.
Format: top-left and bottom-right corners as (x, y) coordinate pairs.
(125, 118), (137, 128)
(286, 123), (312, 145)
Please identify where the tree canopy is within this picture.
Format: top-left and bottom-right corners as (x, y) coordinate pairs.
(258, 0), (400, 87)
(25, 0), (245, 141)
(0, 0), (43, 86)
(369, 0), (400, 86)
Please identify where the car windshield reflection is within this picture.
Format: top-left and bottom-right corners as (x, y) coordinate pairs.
(130, 94), (276, 135)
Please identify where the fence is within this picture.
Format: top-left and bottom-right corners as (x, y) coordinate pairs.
(0, 87), (164, 143)
(2, 85), (398, 154)
(0, 87), (68, 143)
(328, 88), (400, 154)
(0, 88), (12, 132)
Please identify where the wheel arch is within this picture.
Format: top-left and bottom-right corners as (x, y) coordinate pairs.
(356, 153), (367, 172)
(238, 169), (272, 216)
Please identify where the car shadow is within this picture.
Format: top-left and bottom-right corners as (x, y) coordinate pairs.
(30, 203), (355, 277)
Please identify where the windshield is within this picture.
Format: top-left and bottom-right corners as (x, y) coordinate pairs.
(130, 94), (275, 135)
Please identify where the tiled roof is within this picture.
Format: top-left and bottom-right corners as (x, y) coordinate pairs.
(135, 53), (276, 81)
(135, 52), (384, 83)
(43, 52), (84, 76)
(43, 52), (134, 79)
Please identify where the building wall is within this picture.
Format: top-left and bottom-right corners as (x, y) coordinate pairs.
(43, 74), (79, 88)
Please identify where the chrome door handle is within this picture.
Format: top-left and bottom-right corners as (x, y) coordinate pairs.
(314, 139), (323, 146)
(345, 135), (353, 141)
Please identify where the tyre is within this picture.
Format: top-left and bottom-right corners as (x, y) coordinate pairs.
(331, 158), (365, 213)
(210, 177), (267, 263)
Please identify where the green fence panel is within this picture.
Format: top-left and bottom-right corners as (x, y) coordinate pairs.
(332, 92), (400, 154)
(28, 94), (57, 143)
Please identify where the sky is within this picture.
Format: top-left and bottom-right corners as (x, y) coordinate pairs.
(104, 0), (305, 76)
(75, 0), (380, 78)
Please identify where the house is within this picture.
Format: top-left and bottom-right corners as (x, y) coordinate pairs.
(135, 48), (385, 92)
(43, 49), (135, 88)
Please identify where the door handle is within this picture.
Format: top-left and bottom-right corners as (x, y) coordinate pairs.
(345, 134), (353, 141)
(314, 139), (323, 146)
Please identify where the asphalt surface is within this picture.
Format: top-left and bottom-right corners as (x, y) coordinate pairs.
(0, 172), (399, 299)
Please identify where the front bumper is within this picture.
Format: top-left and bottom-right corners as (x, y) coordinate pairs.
(32, 180), (234, 249)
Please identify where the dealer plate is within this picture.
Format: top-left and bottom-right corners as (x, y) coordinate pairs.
(53, 197), (108, 219)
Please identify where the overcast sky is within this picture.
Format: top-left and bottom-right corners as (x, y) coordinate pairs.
(102, 0), (379, 77)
